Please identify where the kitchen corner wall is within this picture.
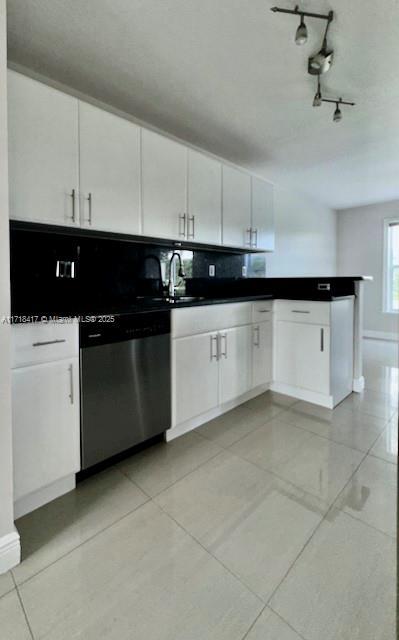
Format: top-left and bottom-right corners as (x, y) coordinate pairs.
(337, 199), (399, 339)
(0, 0), (18, 563)
(265, 186), (337, 277)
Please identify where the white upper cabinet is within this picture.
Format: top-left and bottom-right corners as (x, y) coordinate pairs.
(222, 165), (251, 248)
(141, 129), (187, 240)
(251, 177), (274, 251)
(8, 71), (79, 226)
(187, 150), (222, 245)
(79, 102), (141, 235)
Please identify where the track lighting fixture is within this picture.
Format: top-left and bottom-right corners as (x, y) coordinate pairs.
(308, 12), (334, 75)
(320, 97), (355, 123)
(313, 77), (322, 107)
(271, 6), (333, 48)
(271, 5), (357, 123)
(295, 14), (308, 45)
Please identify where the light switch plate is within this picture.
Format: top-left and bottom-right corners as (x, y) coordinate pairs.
(209, 265), (215, 277)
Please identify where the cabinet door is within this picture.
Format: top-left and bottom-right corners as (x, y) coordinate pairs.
(251, 177), (274, 251)
(12, 358), (80, 501)
(252, 321), (273, 388)
(173, 332), (219, 425)
(222, 165), (251, 248)
(275, 321), (330, 395)
(219, 325), (252, 404)
(187, 150), (222, 245)
(142, 129), (187, 240)
(79, 102), (141, 234)
(8, 71), (79, 226)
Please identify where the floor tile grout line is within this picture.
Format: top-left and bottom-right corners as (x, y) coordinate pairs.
(368, 451), (397, 466)
(120, 447), (224, 500)
(239, 604), (267, 640)
(13, 496), (152, 590)
(11, 573), (35, 640)
(154, 499), (266, 606)
(264, 446), (369, 608)
(336, 505), (396, 540)
(267, 605), (310, 640)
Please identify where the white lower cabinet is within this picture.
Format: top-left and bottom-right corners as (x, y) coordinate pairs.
(275, 321), (330, 395)
(219, 326), (252, 404)
(11, 322), (80, 517)
(173, 332), (219, 425)
(171, 303), (273, 435)
(252, 320), (273, 388)
(12, 359), (80, 504)
(273, 298), (354, 407)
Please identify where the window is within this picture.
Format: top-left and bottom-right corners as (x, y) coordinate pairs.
(384, 219), (399, 313)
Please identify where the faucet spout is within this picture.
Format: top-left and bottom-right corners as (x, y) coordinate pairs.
(168, 252), (185, 298)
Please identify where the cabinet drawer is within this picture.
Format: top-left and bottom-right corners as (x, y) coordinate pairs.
(252, 300), (273, 323)
(274, 300), (330, 326)
(172, 302), (252, 338)
(12, 321), (79, 369)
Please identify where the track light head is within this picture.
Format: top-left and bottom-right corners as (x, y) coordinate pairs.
(295, 15), (308, 45)
(313, 77), (322, 106)
(313, 91), (322, 107)
(333, 102), (342, 122)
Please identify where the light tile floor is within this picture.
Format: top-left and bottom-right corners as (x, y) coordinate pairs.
(1, 338), (397, 639)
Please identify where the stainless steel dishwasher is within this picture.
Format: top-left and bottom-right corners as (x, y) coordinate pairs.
(80, 311), (170, 470)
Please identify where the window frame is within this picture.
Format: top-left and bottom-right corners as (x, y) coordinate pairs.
(383, 217), (399, 314)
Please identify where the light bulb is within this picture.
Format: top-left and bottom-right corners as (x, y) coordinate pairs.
(333, 104), (342, 122)
(295, 16), (308, 45)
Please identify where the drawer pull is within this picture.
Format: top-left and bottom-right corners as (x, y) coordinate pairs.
(291, 310), (310, 314)
(32, 339), (67, 347)
(320, 328), (324, 352)
(210, 334), (218, 361)
(258, 309), (270, 313)
(220, 333), (227, 358)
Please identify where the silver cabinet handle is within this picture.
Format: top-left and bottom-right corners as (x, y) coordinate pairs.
(251, 228), (258, 248)
(292, 310), (310, 314)
(70, 189), (76, 223)
(254, 325), (260, 347)
(245, 228), (252, 246)
(179, 214), (187, 237)
(258, 309), (270, 313)
(86, 193), (93, 225)
(220, 333), (227, 358)
(68, 363), (74, 404)
(32, 339), (66, 347)
(188, 215), (195, 239)
(320, 328), (324, 352)
(210, 334), (218, 361)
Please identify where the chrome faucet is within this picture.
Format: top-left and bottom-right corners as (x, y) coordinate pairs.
(168, 252), (185, 298)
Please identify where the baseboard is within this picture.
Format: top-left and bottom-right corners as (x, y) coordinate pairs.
(270, 382), (334, 409)
(353, 376), (365, 393)
(166, 383), (270, 442)
(363, 330), (399, 342)
(0, 528), (21, 574)
(14, 474), (76, 520)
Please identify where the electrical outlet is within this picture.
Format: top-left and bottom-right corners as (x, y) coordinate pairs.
(242, 265), (247, 277)
(209, 265), (215, 277)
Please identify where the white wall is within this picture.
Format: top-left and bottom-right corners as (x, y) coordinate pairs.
(265, 186), (337, 277)
(0, 0), (19, 570)
(337, 200), (399, 338)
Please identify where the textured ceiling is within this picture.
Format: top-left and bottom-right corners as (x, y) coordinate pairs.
(6, 0), (399, 209)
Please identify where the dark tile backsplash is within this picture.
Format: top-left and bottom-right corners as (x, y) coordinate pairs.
(9, 224), (263, 315)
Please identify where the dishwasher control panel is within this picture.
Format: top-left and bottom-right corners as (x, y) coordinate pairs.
(80, 311), (170, 347)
